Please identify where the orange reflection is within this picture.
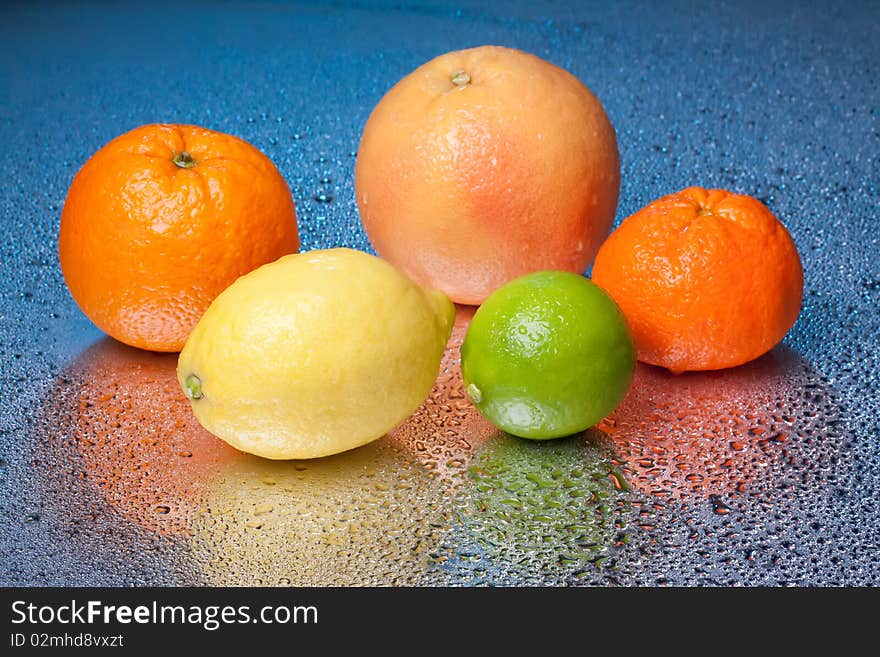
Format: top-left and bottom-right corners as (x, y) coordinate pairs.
(57, 338), (241, 535)
(600, 346), (827, 502)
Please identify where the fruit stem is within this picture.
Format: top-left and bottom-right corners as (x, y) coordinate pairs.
(184, 374), (203, 400)
(451, 70), (471, 87)
(173, 151), (197, 169)
(466, 383), (483, 404)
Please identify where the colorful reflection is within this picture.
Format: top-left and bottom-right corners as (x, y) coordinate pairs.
(601, 347), (829, 503)
(40, 307), (834, 584)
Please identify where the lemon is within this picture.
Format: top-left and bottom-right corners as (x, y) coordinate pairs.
(177, 248), (454, 459)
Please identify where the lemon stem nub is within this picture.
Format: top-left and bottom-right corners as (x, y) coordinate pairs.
(466, 382), (483, 404)
(173, 151), (197, 168)
(451, 70), (471, 87)
(185, 374), (203, 400)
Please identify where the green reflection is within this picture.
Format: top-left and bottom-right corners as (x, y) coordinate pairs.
(457, 432), (629, 576)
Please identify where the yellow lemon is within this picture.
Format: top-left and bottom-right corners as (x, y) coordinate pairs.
(177, 248), (454, 459)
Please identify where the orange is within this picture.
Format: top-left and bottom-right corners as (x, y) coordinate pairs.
(355, 45), (620, 305)
(59, 123), (299, 352)
(592, 187), (803, 374)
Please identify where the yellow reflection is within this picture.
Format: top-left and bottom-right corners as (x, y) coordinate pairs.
(189, 440), (450, 586)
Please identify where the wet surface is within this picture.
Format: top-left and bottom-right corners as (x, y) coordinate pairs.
(2, 1), (879, 585)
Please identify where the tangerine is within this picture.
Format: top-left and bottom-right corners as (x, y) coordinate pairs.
(591, 187), (803, 373)
(355, 45), (620, 305)
(59, 123), (299, 352)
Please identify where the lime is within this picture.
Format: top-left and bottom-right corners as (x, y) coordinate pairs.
(177, 248), (454, 459)
(460, 270), (635, 439)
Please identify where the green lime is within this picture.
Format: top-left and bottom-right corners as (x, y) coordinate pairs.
(460, 270), (635, 439)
